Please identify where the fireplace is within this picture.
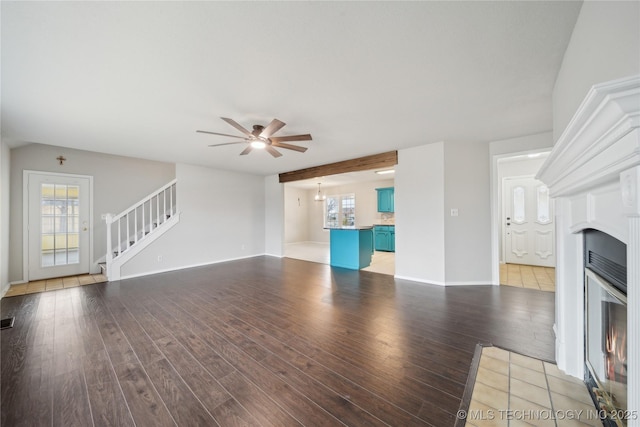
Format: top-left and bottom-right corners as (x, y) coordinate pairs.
(586, 269), (628, 423)
(585, 229), (628, 425)
(536, 76), (640, 427)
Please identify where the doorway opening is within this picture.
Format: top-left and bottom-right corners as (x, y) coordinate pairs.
(23, 171), (94, 282)
(283, 169), (395, 275)
(493, 151), (556, 291)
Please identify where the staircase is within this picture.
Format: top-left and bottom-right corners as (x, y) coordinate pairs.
(104, 179), (180, 280)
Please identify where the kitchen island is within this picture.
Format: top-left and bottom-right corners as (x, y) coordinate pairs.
(328, 227), (374, 270)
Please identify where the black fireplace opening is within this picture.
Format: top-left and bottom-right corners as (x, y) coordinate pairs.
(584, 229), (628, 426)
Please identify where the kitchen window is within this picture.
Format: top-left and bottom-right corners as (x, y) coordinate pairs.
(325, 194), (356, 228)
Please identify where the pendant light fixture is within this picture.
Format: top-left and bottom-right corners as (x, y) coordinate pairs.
(314, 183), (326, 202)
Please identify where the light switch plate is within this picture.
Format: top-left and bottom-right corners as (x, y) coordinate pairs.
(450, 208), (459, 217)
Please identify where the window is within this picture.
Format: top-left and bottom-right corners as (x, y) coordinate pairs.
(40, 183), (80, 266)
(325, 194), (356, 228)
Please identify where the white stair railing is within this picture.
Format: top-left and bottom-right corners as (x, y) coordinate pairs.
(105, 179), (177, 273)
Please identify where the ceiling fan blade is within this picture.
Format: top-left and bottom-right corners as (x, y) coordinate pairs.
(197, 130), (247, 139)
(264, 145), (283, 158)
(259, 118), (286, 139)
(221, 117), (253, 137)
(270, 134), (312, 143)
(239, 146), (253, 156)
(270, 141), (308, 153)
(208, 141), (247, 147)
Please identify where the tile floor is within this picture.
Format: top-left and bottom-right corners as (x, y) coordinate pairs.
(361, 250), (395, 275)
(463, 346), (602, 427)
(3, 273), (108, 297)
(284, 241), (395, 275)
(500, 263), (556, 292)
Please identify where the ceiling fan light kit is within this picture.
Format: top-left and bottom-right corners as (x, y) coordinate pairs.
(197, 117), (312, 158)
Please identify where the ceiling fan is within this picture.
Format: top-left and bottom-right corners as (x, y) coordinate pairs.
(197, 117), (312, 158)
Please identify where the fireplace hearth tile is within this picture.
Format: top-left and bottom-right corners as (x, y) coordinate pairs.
(458, 345), (601, 427)
(510, 352), (544, 372)
(467, 399), (507, 427)
(549, 393), (602, 427)
(510, 364), (548, 389)
(546, 376), (594, 406)
(510, 377), (552, 408)
(472, 381), (509, 411)
(476, 366), (509, 392)
(479, 355), (509, 376)
(509, 396), (556, 426)
(482, 346), (509, 362)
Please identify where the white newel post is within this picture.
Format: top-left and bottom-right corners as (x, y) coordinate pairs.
(622, 167), (640, 427)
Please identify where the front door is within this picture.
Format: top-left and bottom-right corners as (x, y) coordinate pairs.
(27, 172), (91, 280)
(504, 176), (555, 267)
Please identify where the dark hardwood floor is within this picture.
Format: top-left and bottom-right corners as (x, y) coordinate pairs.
(1, 256), (555, 426)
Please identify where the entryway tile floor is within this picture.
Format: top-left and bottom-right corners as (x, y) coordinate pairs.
(500, 263), (555, 292)
(462, 345), (601, 427)
(3, 273), (108, 297)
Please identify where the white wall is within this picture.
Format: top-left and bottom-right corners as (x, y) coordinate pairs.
(0, 2), (6, 295)
(308, 190), (329, 243)
(265, 174), (284, 257)
(444, 141), (492, 284)
(395, 143), (446, 284)
(9, 143), (175, 282)
(0, 140), (10, 295)
(120, 163), (265, 278)
(553, 1), (640, 141)
(284, 185), (310, 244)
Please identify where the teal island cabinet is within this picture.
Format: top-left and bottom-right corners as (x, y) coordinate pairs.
(328, 227), (374, 270)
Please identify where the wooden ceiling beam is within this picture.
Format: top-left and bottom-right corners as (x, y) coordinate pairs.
(278, 151), (398, 183)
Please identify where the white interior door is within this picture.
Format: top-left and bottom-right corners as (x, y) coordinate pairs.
(504, 176), (555, 267)
(28, 172), (91, 280)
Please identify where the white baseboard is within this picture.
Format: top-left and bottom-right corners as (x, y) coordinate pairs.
(264, 253), (284, 258)
(119, 253), (265, 281)
(393, 275), (493, 287)
(393, 275), (446, 286)
(445, 281), (494, 286)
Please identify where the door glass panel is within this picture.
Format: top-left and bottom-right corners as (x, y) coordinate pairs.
(40, 184), (80, 267)
(513, 186), (525, 224)
(537, 185), (551, 224)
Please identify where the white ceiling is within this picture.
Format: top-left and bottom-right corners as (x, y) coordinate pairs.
(1, 1), (582, 177)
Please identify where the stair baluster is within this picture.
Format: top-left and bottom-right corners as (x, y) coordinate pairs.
(104, 179), (178, 279)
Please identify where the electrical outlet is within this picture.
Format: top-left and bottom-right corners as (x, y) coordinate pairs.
(450, 208), (459, 217)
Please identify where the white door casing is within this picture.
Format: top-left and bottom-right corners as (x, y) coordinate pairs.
(504, 176), (555, 267)
(25, 171), (92, 281)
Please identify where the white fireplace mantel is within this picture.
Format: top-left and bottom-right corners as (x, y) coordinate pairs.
(537, 75), (640, 425)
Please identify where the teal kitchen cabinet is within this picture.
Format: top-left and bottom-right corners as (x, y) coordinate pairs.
(376, 187), (394, 212)
(374, 225), (395, 252)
